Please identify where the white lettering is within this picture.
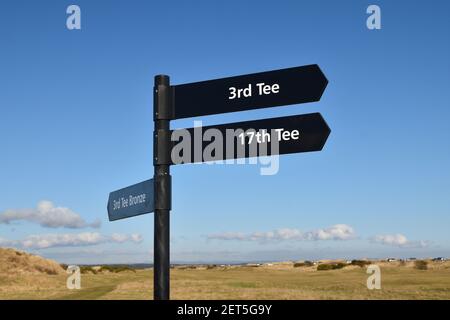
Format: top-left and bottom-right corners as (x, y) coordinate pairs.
(228, 83), (280, 99)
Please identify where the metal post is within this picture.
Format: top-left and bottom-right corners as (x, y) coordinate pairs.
(153, 75), (172, 300)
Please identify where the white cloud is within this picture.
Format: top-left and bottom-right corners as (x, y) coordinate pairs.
(21, 232), (104, 249)
(207, 232), (247, 241)
(0, 200), (100, 229)
(304, 224), (356, 241)
(130, 233), (143, 243)
(0, 232), (144, 249)
(111, 233), (129, 243)
(372, 234), (430, 248)
(0, 237), (15, 247)
(207, 224), (356, 242)
(43, 248), (152, 265)
(111, 233), (143, 244)
(373, 234), (408, 246)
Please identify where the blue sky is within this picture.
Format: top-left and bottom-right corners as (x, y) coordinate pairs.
(0, 0), (449, 264)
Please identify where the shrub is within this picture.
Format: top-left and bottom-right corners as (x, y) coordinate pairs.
(317, 264), (334, 271)
(415, 260), (428, 270)
(177, 265), (196, 270)
(351, 260), (371, 268)
(34, 265), (58, 275)
(317, 263), (346, 271)
(115, 266), (136, 273)
(43, 268), (58, 275)
(294, 261), (314, 268)
(98, 265), (111, 272)
(108, 266), (135, 273)
(80, 266), (97, 274)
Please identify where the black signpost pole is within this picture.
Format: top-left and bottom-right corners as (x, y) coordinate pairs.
(153, 75), (172, 300)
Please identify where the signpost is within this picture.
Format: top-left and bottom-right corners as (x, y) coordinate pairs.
(107, 179), (154, 221)
(108, 65), (331, 300)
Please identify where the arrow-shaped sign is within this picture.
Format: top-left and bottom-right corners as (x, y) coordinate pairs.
(170, 112), (330, 164)
(107, 179), (154, 221)
(172, 64), (328, 119)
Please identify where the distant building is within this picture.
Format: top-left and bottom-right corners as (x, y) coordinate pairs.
(246, 263), (261, 267)
(432, 257), (446, 262)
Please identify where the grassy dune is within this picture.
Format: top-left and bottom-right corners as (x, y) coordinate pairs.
(1, 262), (450, 299)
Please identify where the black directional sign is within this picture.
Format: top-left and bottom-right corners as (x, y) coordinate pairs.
(173, 64), (328, 119)
(170, 112), (330, 164)
(107, 179), (154, 221)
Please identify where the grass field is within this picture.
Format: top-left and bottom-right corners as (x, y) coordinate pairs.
(1, 262), (450, 300)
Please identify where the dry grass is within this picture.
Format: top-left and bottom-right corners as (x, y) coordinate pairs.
(0, 248), (64, 276)
(1, 249), (450, 299)
(0, 263), (449, 300)
(0, 248), (66, 300)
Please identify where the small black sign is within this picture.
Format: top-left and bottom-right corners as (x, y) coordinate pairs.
(170, 113), (330, 164)
(172, 64), (328, 119)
